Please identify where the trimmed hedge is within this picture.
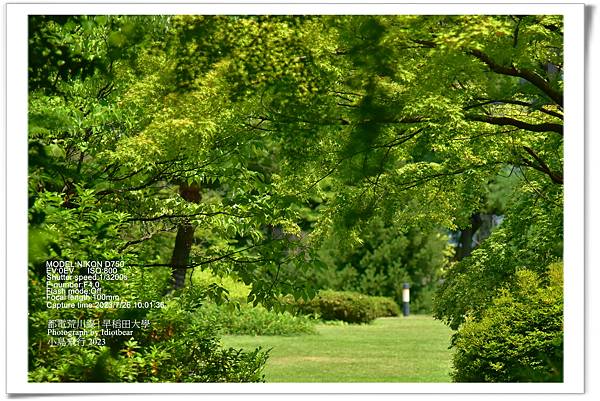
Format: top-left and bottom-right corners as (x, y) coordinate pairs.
(371, 296), (401, 317)
(288, 290), (400, 324)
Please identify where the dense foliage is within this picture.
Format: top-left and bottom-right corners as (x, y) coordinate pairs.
(285, 290), (400, 324)
(451, 263), (563, 382)
(28, 14), (563, 382)
(200, 302), (317, 336)
(315, 216), (450, 313)
(434, 181), (563, 330)
(30, 286), (269, 382)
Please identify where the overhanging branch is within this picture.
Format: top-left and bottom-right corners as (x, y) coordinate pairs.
(468, 48), (563, 107)
(522, 146), (563, 185)
(465, 98), (563, 119)
(468, 114), (563, 135)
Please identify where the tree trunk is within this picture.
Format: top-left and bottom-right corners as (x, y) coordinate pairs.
(170, 182), (201, 289)
(170, 223), (195, 289)
(455, 213), (482, 261)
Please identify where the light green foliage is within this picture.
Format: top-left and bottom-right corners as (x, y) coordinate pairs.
(30, 287), (270, 382)
(187, 269), (317, 336)
(199, 303), (316, 336)
(433, 181), (562, 330)
(451, 263), (563, 382)
(27, 189), (172, 378)
(191, 268), (251, 302)
(28, 14), (563, 382)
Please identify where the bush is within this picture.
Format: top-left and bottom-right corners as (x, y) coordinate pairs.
(451, 263), (563, 382)
(199, 302), (316, 336)
(288, 290), (399, 324)
(29, 318), (270, 383)
(187, 272), (317, 336)
(191, 269), (251, 302)
(28, 287), (270, 383)
(135, 321), (269, 383)
(371, 296), (400, 317)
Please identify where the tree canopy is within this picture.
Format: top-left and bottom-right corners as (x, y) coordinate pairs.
(28, 14), (564, 382)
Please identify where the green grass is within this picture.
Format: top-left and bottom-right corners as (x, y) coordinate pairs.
(221, 315), (453, 382)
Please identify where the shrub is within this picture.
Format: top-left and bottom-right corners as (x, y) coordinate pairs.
(305, 290), (377, 323)
(29, 319), (270, 383)
(451, 263), (563, 382)
(28, 287), (270, 383)
(199, 302), (316, 336)
(191, 269), (251, 302)
(135, 321), (269, 383)
(289, 290), (398, 324)
(371, 296), (400, 317)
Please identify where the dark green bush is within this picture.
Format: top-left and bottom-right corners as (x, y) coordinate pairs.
(199, 302), (316, 336)
(302, 290), (377, 324)
(451, 263), (563, 382)
(288, 290), (398, 324)
(315, 216), (450, 314)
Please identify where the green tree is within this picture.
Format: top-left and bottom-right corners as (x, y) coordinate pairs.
(316, 216), (452, 313)
(27, 15), (276, 382)
(28, 14), (564, 383)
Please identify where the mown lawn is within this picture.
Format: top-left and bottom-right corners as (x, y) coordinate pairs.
(221, 315), (453, 382)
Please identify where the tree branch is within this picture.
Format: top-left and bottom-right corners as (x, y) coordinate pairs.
(522, 146), (563, 184)
(468, 114), (563, 135)
(118, 227), (175, 252)
(394, 163), (504, 191)
(126, 210), (252, 223)
(465, 98), (563, 119)
(468, 48), (563, 107)
(131, 240), (282, 269)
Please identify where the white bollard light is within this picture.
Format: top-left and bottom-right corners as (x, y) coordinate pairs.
(402, 283), (410, 317)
